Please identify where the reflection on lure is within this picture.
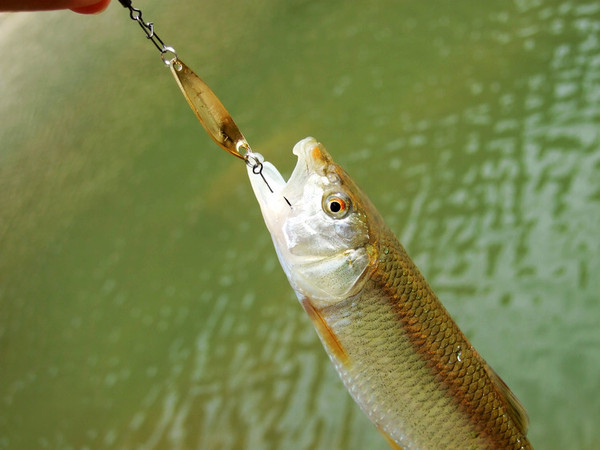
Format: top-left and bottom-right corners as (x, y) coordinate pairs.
(169, 58), (250, 160)
(246, 137), (532, 449)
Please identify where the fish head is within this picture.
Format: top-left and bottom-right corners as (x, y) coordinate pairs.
(247, 137), (380, 308)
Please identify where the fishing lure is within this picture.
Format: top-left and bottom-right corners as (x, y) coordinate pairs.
(117, 0), (253, 159)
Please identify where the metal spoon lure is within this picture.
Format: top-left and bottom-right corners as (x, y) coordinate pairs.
(117, 0), (253, 162)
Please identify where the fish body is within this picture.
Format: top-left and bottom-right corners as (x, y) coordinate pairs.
(247, 138), (531, 449)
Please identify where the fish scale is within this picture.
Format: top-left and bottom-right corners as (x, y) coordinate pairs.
(318, 224), (531, 449)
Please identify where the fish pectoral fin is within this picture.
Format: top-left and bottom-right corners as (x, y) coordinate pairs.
(484, 363), (529, 434)
(376, 424), (403, 450)
(300, 297), (349, 366)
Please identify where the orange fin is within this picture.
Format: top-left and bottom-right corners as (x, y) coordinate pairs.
(484, 364), (529, 434)
(376, 425), (403, 450)
(300, 298), (349, 366)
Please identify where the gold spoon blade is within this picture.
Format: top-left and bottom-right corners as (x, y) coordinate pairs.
(170, 58), (249, 160)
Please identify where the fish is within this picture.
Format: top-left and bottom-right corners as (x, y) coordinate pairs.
(246, 137), (532, 449)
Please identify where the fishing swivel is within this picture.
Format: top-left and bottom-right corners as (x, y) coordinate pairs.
(117, 0), (177, 65)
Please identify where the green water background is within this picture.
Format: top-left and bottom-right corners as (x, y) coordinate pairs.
(1, 1), (599, 448)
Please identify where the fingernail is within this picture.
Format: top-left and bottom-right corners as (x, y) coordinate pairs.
(71, 0), (110, 14)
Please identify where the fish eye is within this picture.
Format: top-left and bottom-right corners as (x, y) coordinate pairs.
(323, 193), (351, 219)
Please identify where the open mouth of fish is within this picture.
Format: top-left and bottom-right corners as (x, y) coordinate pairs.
(246, 137), (322, 225)
(245, 137), (371, 304)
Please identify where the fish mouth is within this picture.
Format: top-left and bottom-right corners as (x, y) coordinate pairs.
(247, 137), (372, 304)
(246, 137), (322, 229)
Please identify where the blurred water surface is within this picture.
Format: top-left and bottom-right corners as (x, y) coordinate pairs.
(1, 1), (599, 448)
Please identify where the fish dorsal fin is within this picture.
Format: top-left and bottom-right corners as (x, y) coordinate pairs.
(485, 364), (529, 434)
